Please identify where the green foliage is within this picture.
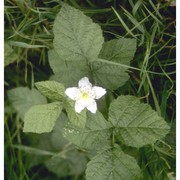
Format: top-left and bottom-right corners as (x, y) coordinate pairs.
(50, 113), (69, 150)
(21, 80), (87, 130)
(49, 3), (136, 91)
(37, 113), (87, 177)
(8, 87), (47, 119)
(45, 149), (87, 178)
(63, 111), (111, 150)
(4, 43), (18, 67)
(53, 3), (104, 63)
(109, 95), (170, 148)
(86, 145), (140, 180)
(92, 38), (136, 90)
(5, 1), (175, 179)
(35, 81), (66, 101)
(18, 113), (87, 178)
(23, 102), (63, 133)
(49, 49), (89, 87)
(64, 99), (87, 128)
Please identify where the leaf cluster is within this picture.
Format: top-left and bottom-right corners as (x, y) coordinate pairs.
(5, 1), (175, 179)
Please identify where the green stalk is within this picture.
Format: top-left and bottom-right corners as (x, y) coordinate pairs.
(96, 58), (172, 75)
(146, 73), (161, 115)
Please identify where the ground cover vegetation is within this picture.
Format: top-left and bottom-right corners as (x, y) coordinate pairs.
(4, 0), (175, 179)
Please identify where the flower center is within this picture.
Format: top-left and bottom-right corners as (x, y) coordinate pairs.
(80, 92), (90, 100)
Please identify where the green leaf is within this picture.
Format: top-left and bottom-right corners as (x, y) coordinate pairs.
(34, 114), (68, 155)
(63, 111), (111, 149)
(50, 113), (69, 150)
(4, 43), (18, 66)
(99, 38), (136, 64)
(8, 87), (47, 119)
(26, 113), (69, 168)
(53, 3), (104, 62)
(49, 50), (89, 87)
(23, 102), (63, 133)
(92, 38), (136, 90)
(109, 95), (170, 148)
(45, 149), (87, 177)
(64, 99), (87, 128)
(35, 81), (66, 101)
(34, 113), (87, 177)
(86, 145), (140, 180)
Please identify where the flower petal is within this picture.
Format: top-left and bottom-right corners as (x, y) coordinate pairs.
(75, 100), (85, 113)
(92, 86), (106, 99)
(86, 100), (97, 113)
(65, 87), (79, 100)
(78, 77), (92, 89)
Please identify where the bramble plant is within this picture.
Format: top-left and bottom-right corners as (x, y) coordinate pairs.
(7, 3), (171, 180)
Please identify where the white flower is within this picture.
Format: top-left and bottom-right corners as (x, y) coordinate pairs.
(65, 77), (106, 113)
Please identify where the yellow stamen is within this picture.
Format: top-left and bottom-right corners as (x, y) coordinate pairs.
(80, 92), (90, 100)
